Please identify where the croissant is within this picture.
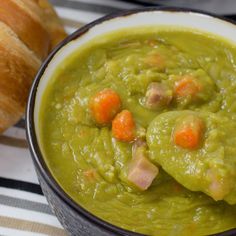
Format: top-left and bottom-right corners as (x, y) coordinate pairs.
(0, 0), (67, 133)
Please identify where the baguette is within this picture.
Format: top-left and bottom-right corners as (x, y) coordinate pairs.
(0, 0), (50, 59)
(0, 0), (67, 133)
(26, 0), (67, 49)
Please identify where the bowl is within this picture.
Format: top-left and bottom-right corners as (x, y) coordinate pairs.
(26, 7), (236, 236)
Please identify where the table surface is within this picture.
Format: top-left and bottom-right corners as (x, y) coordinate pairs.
(1, 1), (236, 236)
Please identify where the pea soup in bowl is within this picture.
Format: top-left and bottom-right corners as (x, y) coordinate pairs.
(26, 7), (236, 236)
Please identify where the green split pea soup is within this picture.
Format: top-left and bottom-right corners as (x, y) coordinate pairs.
(40, 27), (236, 236)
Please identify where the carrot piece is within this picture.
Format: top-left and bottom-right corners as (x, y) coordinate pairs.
(173, 115), (204, 149)
(90, 88), (121, 125)
(174, 75), (201, 97)
(112, 110), (135, 142)
(84, 169), (97, 181)
(144, 53), (165, 70)
(145, 39), (158, 47)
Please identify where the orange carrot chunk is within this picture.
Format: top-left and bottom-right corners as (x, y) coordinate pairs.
(90, 88), (121, 125)
(144, 53), (165, 70)
(174, 75), (201, 98)
(173, 115), (204, 149)
(84, 169), (97, 181)
(112, 110), (135, 142)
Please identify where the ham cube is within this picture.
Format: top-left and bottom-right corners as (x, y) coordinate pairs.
(144, 82), (173, 110)
(128, 141), (159, 190)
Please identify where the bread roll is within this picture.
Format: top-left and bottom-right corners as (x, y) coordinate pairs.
(29, 0), (68, 49)
(0, 0), (50, 59)
(0, 0), (67, 133)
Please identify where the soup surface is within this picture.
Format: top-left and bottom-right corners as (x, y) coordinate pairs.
(40, 27), (236, 236)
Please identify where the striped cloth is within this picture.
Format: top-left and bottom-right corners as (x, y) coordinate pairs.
(1, 1), (236, 235)
(0, 1), (147, 235)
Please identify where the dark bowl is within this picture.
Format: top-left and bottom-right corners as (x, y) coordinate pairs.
(26, 7), (236, 236)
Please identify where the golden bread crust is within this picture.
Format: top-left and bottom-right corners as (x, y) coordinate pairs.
(0, 0), (67, 133)
(22, 0), (67, 49)
(0, 22), (41, 133)
(0, 0), (50, 59)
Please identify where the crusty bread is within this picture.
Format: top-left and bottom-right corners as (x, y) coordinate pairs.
(0, 0), (67, 133)
(0, 21), (41, 133)
(26, 0), (67, 49)
(0, 0), (50, 59)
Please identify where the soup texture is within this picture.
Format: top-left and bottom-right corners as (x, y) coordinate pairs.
(40, 28), (236, 236)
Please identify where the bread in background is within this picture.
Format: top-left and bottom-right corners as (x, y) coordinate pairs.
(32, 0), (68, 49)
(0, 0), (67, 133)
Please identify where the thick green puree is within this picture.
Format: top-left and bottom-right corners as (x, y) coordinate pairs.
(40, 27), (236, 235)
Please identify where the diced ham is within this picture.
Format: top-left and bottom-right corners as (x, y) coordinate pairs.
(144, 82), (173, 110)
(207, 169), (229, 201)
(128, 140), (159, 191)
(209, 180), (225, 201)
